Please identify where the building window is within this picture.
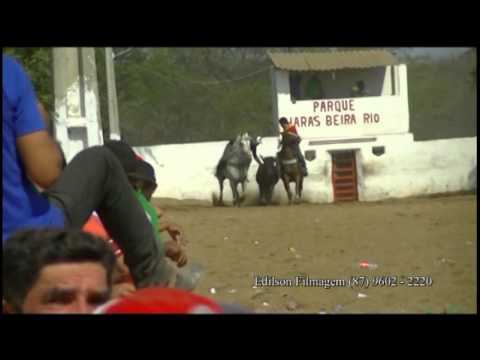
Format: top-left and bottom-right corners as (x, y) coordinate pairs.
(290, 72), (325, 101)
(289, 73), (301, 101)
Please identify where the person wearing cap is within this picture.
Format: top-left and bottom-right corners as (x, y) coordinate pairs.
(87, 141), (194, 293)
(278, 117), (308, 177)
(3, 55), (170, 290)
(128, 158), (188, 269)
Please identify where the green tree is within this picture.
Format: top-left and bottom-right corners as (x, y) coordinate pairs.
(3, 47), (54, 111)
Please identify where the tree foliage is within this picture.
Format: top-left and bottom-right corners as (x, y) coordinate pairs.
(3, 47), (53, 111)
(3, 47), (476, 145)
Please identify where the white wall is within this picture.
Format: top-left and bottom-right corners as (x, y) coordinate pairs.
(134, 136), (476, 204)
(357, 137), (477, 201)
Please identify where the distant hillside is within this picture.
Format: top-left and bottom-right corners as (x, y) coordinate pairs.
(4, 47), (476, 145)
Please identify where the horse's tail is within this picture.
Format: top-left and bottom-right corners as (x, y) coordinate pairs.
(214, 159), (226, 179)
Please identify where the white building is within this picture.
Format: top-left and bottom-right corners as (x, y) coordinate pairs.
(268, 50), (413, 202)
(131, 50), (476, 204)
(53, 48), (475, 204)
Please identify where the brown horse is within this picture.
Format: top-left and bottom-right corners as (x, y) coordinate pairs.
(277, 132), (303, 205)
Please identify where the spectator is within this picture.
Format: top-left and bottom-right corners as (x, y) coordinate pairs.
(82, 214), (135, 298)
(3, 229), (115, 314)
(350, 80), (368, 97)
(83, 144), (192, 293)
(3, 55), (171, 289)
(304, 73), (324, 100)
(278, 117), (308, 177)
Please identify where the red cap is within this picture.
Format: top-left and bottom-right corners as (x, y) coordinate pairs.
(95, 288), (223, 314)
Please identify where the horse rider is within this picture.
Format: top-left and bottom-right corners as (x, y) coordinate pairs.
(278, 117), (308, 177)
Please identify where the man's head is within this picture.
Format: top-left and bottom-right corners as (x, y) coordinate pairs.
(3, 229), (116, 314)
(279, 117), (289, 131)
(103, 140), (157, 199)
(103, 140), (138, 175)
(352, 80), (365, 93)
(128, 160), (158, 201)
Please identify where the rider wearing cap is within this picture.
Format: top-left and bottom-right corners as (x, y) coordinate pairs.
(278, 117), (308, 177)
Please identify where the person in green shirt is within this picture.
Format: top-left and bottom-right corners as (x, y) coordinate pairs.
(128, 159), (188, 268)
(103, 141), (191, 290)
(304, 73), (324, 100)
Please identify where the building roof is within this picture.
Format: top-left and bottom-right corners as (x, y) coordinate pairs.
(268, 50), (399, 71)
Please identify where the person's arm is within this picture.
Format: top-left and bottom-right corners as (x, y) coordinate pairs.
(165, 240), (188, 267)
(155, 206), (164, 220)
(159, 222), (187, 246)
(159, 220), (188, 267)
(11, 62), (63, 189)
(17, 132), (63, 189)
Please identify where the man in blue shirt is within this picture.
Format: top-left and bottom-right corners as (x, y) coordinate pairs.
(2, 54), (172, 289)
(3, 56), (66, 239)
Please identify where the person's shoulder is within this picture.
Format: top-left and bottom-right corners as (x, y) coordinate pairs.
(3, 55), (28, 98)
(3, 56), (21, 107)
(3, 54), (15, 68)
(3, 54), (23, 77)
(134, 189), (152, 208)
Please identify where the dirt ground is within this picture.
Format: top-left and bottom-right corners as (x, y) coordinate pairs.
(152, 193), (477, 314)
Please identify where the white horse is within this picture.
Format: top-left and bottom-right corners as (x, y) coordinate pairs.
(215, 133), (261, 206)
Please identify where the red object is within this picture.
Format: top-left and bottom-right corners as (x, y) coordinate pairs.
(286, 123), (299, 135)
(82, 214), (123, 257)
(359, 261), (369, 268)
(135, 154), (144, 161)
(95, 288), (223, 314)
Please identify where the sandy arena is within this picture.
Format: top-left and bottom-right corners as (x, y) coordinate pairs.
(153, 193), (476, 314)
